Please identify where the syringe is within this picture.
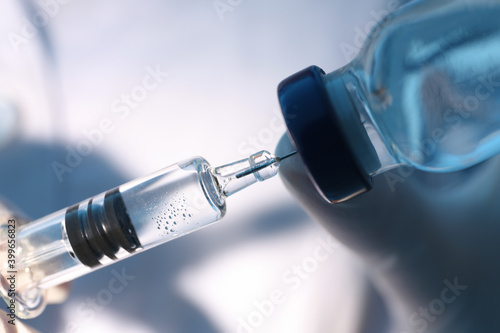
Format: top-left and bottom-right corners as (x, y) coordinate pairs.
(0, 150), (296, 318)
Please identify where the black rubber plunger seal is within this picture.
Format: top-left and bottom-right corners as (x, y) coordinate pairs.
(65, 204), (102, 267)
(65, 189), (141, 267)
(278, 66), (373, 203)
(86, 198), (118, 260)
(103, 189), (141, 253)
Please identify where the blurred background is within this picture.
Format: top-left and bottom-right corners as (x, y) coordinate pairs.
(0, 0), (408, 332)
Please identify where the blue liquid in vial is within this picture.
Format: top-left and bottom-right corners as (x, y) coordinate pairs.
(353, 3), (500, 171)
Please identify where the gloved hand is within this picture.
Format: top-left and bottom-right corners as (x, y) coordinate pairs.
(276, 134), (500, 333)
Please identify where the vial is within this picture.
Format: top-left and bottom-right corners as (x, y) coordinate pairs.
(278, 0), (500, 202)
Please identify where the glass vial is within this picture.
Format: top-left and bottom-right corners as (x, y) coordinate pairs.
(278, 0), (500, 203)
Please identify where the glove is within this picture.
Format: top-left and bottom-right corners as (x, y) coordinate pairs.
(276, 134), (500, 333)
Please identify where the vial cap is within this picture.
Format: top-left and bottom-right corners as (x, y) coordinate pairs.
(277, 66), (373, 203)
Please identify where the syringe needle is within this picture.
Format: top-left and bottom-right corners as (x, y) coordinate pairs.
(235, 151), (297, 179)
(276, 150), (297, 162)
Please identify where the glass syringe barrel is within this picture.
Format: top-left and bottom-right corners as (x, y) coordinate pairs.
(14, 156), (225, 292)
(2, 150), (292, 318)
(10, 150), (291, 294)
